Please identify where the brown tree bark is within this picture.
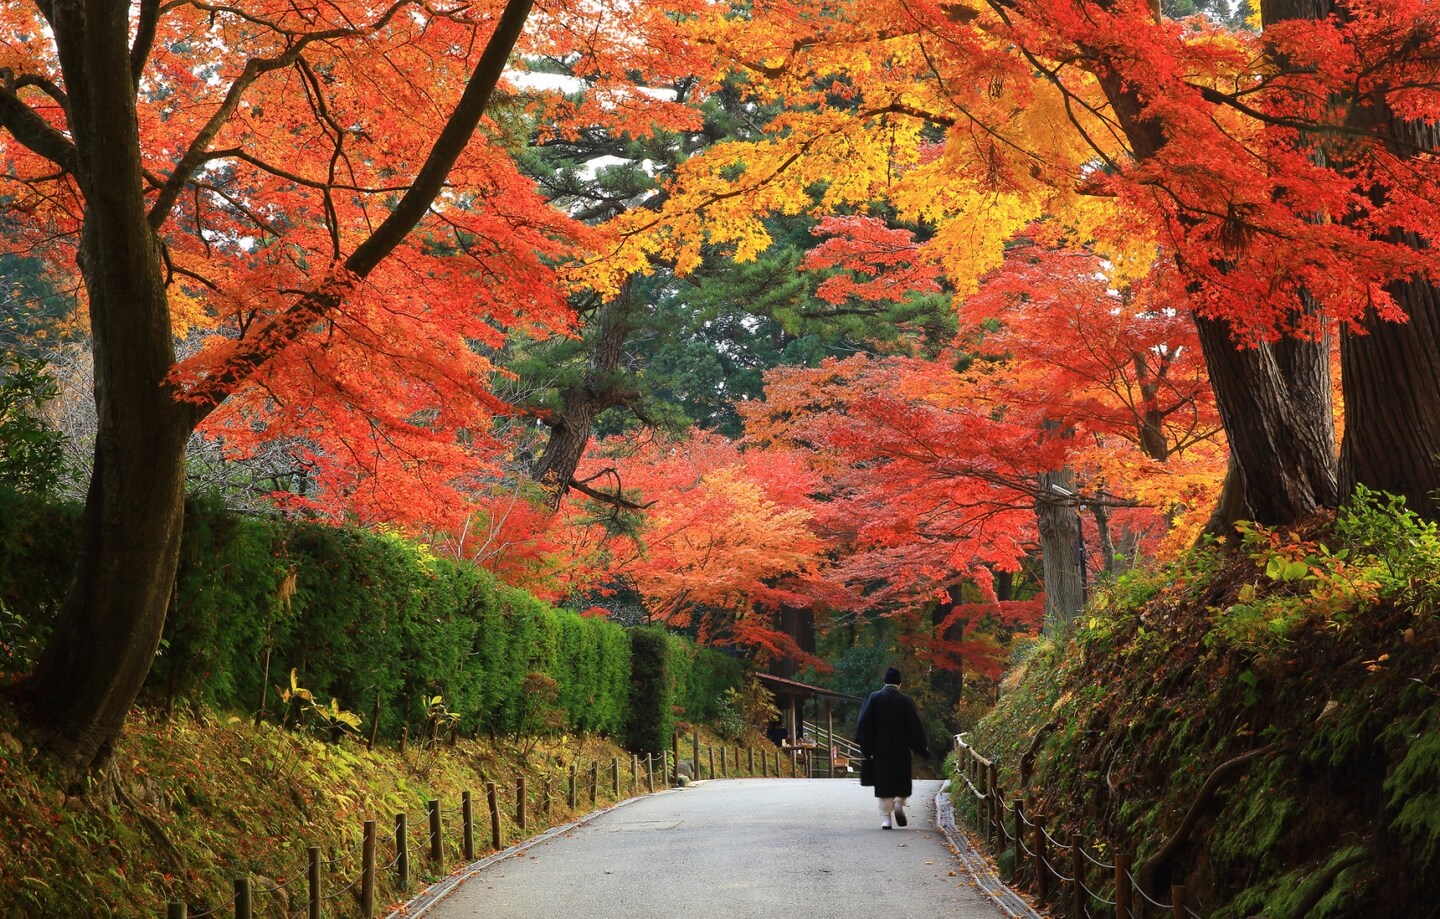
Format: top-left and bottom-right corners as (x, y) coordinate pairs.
(20, 0), (191, 771)
(1036, 468), (1084, 634)
(1338, 124), (1440, 519)
(1260, 0), (1440, 519)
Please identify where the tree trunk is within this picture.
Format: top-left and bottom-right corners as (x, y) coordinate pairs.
(11, 0), (537, 771)
(531, 284), (637, 506)
(1260, 0), (1440, 519)
(1192, 315), (1337, 526)
(1036, 469), (1084, 635)
(19, 0), (192, 772)
(1338, 125), (1440, 519)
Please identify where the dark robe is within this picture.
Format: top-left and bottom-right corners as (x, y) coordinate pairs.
(854, 684), (929, 798)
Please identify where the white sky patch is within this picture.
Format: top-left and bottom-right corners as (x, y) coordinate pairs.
(576, 154), (633, 180)
(504, 70), (587, 95)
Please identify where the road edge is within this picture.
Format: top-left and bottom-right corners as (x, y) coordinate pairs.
(934, 782), (1043, 919)
(383, 789), (671, 918)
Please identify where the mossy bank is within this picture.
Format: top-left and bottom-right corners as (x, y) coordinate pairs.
(965, 490), (1440, 918)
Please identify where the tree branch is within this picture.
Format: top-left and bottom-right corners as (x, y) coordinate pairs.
(147, 0), (417, 230)
(131, 0), (161, 85)
(183, 0), (537, 422)
(0, 77), (79, 174)
(569, 477), (654, 510)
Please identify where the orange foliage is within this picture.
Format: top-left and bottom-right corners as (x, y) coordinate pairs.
(578, 432), (832, 664)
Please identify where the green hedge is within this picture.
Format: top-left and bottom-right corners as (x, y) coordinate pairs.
(0, 490), (739, 745)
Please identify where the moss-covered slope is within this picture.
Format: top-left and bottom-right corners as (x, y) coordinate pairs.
(968, 493), (1440, 918)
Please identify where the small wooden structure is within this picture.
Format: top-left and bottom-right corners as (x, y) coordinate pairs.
(755, 673), (863, 776)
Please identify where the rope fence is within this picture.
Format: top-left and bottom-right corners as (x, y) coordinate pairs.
(953, 732), (1204, 919)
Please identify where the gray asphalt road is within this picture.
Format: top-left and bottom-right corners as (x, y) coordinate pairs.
(426, 778), (1003, 918)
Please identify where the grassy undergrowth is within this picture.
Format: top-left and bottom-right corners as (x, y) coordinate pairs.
(0, 707), (768, 918)
(963, 489), (1440, 918)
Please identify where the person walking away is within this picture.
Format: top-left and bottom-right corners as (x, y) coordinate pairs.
(855, 666), (929, 829)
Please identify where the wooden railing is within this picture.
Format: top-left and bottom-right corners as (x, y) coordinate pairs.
(953, 733), (1204, 919)
(162, 739), (813, 918)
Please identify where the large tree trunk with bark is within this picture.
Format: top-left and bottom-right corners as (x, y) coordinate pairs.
(1259, 0), (1440, 518)
(1338, 123), (1440, 519)
(18, 0), (192, 773)
(1193, 316), (1337, 527)
(1096, 37), (1338, 531)
(1036, 468), (1084, 635)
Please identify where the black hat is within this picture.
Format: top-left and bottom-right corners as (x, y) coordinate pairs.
(884, 666), (902, 685)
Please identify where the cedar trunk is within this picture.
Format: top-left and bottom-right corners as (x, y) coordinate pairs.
(1097, 40), (1338, 530)
(1193, 317), (1337, 528)
(1036, 469), (1084, 635)
(1338, 121), (1440, 518)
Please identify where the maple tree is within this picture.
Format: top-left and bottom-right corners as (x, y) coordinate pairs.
(0, 0), (709, 769)
(612, 0), (1440, 531)
(565, 431), (832, 666)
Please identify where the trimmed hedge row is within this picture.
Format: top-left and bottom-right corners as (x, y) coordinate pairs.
(0, 490), (741, 746)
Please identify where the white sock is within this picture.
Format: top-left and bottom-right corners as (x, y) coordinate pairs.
(878, 797), (895, 817)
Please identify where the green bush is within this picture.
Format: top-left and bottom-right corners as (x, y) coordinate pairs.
(625, 628), (670, 754)
(0, 492), (728, 747)
(0, 489), (79, 684)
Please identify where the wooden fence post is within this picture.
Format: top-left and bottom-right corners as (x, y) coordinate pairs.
(612, 757), (620, 797)
(646, 754), (655, 792)
(1172, 885), (1186, 918)
(428, 800), (442, 863)
(462, 790), (475, 861)
(1115, 852), (1132, 919)
(399, 726), (408, 754)
(568, 762), (578, 808)
(721, 746), (728, 777)
(361, 819), (376, 919)
(672, 735), (680, 783)
(234, 877), (252, 919)
(517, 776), (527, 832)
(631, 754), (639, 794)
(168, 903), (186, 919)
(488, 781), (502, 851)
(307, 846), (322, 919)
(395, 813), (409, 891)
(1012, 800), (1024, 882)
(1071, 842), (1084, 919)
(987, 765), (999, 844)
(1035, 814), (1049, 903)
(692, 732), (700, 779)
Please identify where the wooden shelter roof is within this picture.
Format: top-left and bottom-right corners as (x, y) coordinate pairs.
(755, 673), (864, 703)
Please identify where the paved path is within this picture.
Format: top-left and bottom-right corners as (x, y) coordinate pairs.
(424, 778), (1004, 919)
